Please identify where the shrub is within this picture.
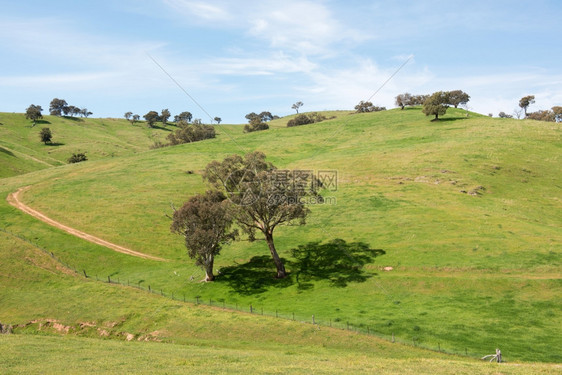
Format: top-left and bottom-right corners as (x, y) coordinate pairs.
(167, 121), (216, 145)
(244, 122), (269, 133)
(68, 153), (87, 164)
(286, 112), (327, 127)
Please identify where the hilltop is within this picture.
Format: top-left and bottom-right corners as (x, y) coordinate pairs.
(0, 108), (560, 372)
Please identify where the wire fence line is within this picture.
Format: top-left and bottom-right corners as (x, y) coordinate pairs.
(2, 226), (479, 359)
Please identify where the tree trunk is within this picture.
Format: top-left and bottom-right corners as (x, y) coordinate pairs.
(264, 231), (286, 278)
(204, 257), (215, 282)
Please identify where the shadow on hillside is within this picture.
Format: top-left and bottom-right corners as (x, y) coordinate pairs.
(149, 124), (173, 132)
(290, 239), (385, 290)
(217, 239), (385, 295)
(433, 116), (469, 122)
(46, 142), (65, 147)
(62, 116), (84, 122)
(0, 147), (14, 156)
(217, 255), (294, 295)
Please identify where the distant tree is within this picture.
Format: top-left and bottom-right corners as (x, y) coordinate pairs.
(244, 112), (270, 133)
(519, 95), (535, 117)
(161, 109), (171, 125)
(143, 111), (160, 127)
(39, 127), (52, 144)
(49, 98), (68, 116)
(174, 111), (192, 123)
(68, 152), (88, 163)
(192, 118), (202, 125)
(410, 94), (429, 106)
(203, 151), (321, 278)
(527, 110), (556, 122)
(124, 112), (133, 121)
(354, 101), (386, 113)
(131, 114), (140, 125)
(447, 90), (470, 108)
(395, 93), (412, 110)
(170, 190), (237, 282)
(25, 104), (43, 126)
(214, 117), (222, 124)
(80, 108), (92, 118)
(552, 106), (562, 122)
(498, 111), (513, 118)
(259, 111), (274, 122)
(513, 108), (523, 120)
(66, 105), (80, 117)
(422, 91), (450, 121)
(292, 101), (303, 114)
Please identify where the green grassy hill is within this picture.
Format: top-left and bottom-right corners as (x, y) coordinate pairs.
(0, 113), (172, 178)
(0, 108), (560, 371)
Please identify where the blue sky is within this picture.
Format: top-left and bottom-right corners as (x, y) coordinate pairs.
(1, 0), (561, 123)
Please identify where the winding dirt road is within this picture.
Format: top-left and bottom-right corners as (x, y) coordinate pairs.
(7, 186), (166, 262)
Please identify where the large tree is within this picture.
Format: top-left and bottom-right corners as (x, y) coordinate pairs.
(39, 127), (52, 144)
(203, 152), (320, 278)
(143, 111), (160, 127)
(25, 104), (43, 126)
(447, 90), (470, 108)
(422, 91), (450, 121)
(171, 190), (237, 282)
(519, 95), (535, 117)
(49, 98), (68, 116)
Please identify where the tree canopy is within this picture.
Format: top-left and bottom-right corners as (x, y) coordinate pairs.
(354, 101), (386, 113)
(292, 101), (303, 114)
(447, 90), (470, 108)
(171, 190), (237, 281)
(25, 104), (43, 125)
(49, 98), (68, 116)
(519, 95), (535, 116)
(39, 127), (52, 144)
(203, 152), (321, 278)
(143, 111), (160, 127)
(422, 91), (450, 121)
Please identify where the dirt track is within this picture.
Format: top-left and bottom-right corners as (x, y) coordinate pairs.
(7, 186), (166, 262)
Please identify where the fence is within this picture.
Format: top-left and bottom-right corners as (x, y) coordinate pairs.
(1, 227), (479, 359)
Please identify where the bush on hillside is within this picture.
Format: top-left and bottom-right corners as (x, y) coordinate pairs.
(68, 152), (88, 164)
(167, 121), (216, 145)
(287, 112), (327, 127)
(244, 122), (269, 133)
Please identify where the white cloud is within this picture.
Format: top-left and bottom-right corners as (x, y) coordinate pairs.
(162, 0), (231, 22)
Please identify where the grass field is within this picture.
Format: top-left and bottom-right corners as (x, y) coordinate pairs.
(0, 230), (559, 374)
(0, 108), (560, 371)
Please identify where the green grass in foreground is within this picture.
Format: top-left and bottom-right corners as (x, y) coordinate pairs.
(0, 108), (560, 364)
(0, 231), (559, 375)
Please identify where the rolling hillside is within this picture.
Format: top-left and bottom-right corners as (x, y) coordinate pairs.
(0, 108), (560, 372)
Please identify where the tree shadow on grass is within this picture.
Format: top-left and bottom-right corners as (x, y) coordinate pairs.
(290, 239), (385, 290)
(150, 124), (173, 132)
(62, 116), (84, 122)
(46, 142), (65, 147)
(434, 116), (470, 122)
(217, 255), (294, 295)
(0, 147), (14, 156)
(216, 239), (385, 295)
